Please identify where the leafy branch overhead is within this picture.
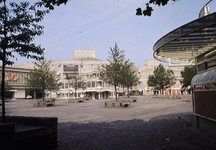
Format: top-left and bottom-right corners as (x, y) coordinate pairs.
(136, 0), (177, 16)
(39, 0), (69, 10)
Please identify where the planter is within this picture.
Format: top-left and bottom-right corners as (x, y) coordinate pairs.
(119, 97), (137, 102)
(104, 100), (130, 108)
(33, 98), (55, 107)
(68, 98), (84, 103)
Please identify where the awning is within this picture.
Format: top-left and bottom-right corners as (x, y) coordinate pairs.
(153, 12), (216, 66)
(191, 70), (216, 85)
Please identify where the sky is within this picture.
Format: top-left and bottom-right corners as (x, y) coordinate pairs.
(8, 0), (216, 67)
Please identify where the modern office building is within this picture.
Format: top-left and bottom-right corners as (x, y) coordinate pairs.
(152, 2), (216, 135)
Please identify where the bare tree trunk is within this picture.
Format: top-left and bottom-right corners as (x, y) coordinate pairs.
(42, 88), (45, 101)
(114, 85), (117, 101)
(2, 0), (7, 122)
(1, 57), (6, 122)
(127, 87), (130, 98)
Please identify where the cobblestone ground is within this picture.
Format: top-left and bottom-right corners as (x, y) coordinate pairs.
(2, 96), (213, 150)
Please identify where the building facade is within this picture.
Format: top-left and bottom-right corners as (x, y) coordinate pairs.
(0, 66), (31, 99)
(12, 50), (183, 99)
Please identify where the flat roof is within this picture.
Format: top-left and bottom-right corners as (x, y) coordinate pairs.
(153, 12), (216, 66)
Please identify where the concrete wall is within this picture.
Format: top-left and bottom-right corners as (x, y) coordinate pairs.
(14, 89), (25, 98)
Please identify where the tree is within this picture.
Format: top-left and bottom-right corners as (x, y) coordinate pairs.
(119, 61), (140, 97)
(0, 78), (12, 98)
(39, 0), (179, 17)
(25, 60), (60, 101)
(65, 74), (86, 98)
(147, 64), (172, 94)
(47, 71), (61, 98)
(180, 66), (197, 89)
(39, 0), (69, 10)
(98, 43), (126, 101)
(167, 69), (176, 94)
(0, 1), (48, 122)
(136, 0), (177, 16)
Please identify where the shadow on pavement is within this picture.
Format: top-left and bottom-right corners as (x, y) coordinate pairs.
(55, 112), (216, 150)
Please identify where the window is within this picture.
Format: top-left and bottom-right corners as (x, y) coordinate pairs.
(195, 85), (202, 90)
(87, 82), (91, 87)
(92, 81), (95, 87)
(65, 83), (68, 89)
(198, 62), (207, 72)
(208, 59), (216, 68)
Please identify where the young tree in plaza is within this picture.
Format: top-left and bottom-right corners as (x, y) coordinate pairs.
(0, 0), (48, 122)
(98, 43), (127, 101)
(180, 66), (197, 89)
(147, 64), (174, 94)
(65, 75), (86, 98)
(167, 69), (176, 94)
(25, 60), (60, 101)
(119, 61), (140, 97)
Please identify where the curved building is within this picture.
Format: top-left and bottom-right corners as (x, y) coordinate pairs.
(153, 4), (216, 135)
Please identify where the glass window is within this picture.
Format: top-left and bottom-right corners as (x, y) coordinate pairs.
(65, 83), (68, 89)
(195, 85), (202, 90)
(208, 59), (216, 68)
(87, 82), (91, 87)
(198, 62), (207, 72)
(92, 81), (95, 87)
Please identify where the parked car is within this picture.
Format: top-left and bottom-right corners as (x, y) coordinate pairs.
(27, 95), (32, 99)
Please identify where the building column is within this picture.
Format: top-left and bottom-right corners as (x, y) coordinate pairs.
(34, 90), (36, 99)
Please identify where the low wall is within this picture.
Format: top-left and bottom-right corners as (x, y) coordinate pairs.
(104, 100), (130, 108)
(119, 97), (137, 102)
(0, 123), (15, 150)
(32, 99), (55, 107)
(68, 98), (85, 103)
(0, 116), (58, 149)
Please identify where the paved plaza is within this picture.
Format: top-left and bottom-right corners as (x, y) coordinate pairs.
(2, 96), (216, 150)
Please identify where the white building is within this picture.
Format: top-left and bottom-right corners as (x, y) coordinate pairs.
(10, 50), (183, 99)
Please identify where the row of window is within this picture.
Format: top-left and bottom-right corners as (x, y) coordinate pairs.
(65, 73), (99, 78)
(60, 81), (111, 89)
(194, 84), (216, 90)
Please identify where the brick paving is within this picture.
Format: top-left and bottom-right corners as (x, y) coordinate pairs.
(2, 97), (216, 150)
